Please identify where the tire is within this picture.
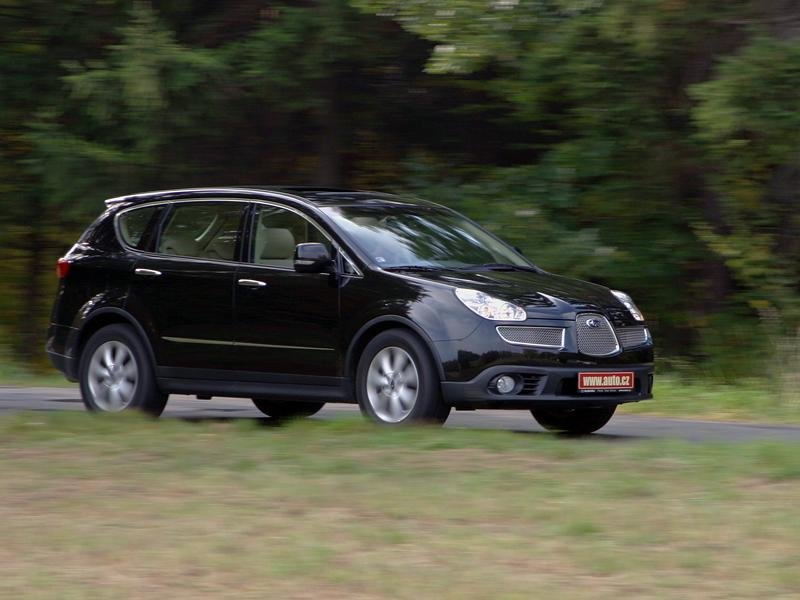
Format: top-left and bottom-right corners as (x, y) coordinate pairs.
(531, 405), (616, 435)
(251, 399), (325, 419)
(355, 328), (450, 425)
(78, 324), (168, 417)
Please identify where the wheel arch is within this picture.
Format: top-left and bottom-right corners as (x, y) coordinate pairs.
(74, 308), (158, 375)
(344, 316), (446, 391)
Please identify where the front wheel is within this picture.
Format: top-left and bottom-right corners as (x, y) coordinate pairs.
(251, 399), (325, 419)
(531, 405), (616, 435)
(356, 329), (450, 426)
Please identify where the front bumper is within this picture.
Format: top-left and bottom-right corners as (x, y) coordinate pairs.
(441, 364), (654, 409)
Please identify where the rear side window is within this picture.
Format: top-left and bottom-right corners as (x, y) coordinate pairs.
(118, 206), (159, 249)
(158, 202), (245, 261)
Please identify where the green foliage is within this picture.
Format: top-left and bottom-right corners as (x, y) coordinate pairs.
(0, 1), (131, 363)
(225, 1), (364, 107)
(402, 161), (624, 282)
(360, 0), (800, 372)
(1, 0), (800, 378)
(34, 2), (226, 201)
(691, 35), (800, 321)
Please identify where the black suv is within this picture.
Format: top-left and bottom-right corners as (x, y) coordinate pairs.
(47, 187), (653, 433)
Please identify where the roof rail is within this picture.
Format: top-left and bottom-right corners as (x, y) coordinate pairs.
(101, 186), (397, 208)
(103, 188), (187, 207)
(102, 187), (265, 207)
(104, 194), (135, 207)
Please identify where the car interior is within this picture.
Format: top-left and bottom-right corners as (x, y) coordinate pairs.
(255, 225), (296, 268)
(158, 205), (242, 261)
(254, 207), (330, 268)
(127, 202), (334, 268)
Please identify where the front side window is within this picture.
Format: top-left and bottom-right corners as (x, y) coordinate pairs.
(118, 206), (159, 250)
(158, 202), (245, 261)
(252, 205), (331, 268)
(320, 205), (531, 269)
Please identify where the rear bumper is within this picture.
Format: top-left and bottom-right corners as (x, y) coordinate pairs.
(47, 351), (78, 381)
(46, 324), (79, 381)
(441, 364), (654, 409)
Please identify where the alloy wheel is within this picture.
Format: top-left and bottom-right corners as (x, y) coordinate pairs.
(366, 346), (419, 423)
(86, 340), (139, 412)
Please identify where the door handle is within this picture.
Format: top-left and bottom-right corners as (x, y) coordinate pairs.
(238, 278), (267, 288)
(135, 268), (162, 277)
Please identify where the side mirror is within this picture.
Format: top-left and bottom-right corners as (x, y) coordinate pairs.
(294, 243), (332, 273)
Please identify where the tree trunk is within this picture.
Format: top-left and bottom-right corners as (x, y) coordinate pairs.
(698, 190), (732, 312)
(15, 196), (47, 366)
(315, 76), (343, 187)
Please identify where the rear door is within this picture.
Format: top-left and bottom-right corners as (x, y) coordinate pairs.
(125, 200), (248, 375)
(233, 202), (341, 379)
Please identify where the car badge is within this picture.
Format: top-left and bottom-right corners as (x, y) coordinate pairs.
(585, 318), (602, 328)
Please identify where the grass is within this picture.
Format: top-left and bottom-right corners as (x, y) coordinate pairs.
(621, 373), (800, 423)
(0, 412), (798, 599)
(0, 361), (67, 387)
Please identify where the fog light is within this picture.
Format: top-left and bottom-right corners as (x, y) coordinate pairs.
(495, 375), (516, 395)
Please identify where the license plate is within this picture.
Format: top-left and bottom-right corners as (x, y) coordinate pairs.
(578, 371), (634, 392)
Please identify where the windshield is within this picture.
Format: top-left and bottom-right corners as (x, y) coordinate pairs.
(320, 205), (532, 270)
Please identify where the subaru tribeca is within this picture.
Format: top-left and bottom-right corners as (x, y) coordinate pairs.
(47, 187), (654, 434)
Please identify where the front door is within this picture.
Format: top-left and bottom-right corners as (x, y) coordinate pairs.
(126, 200), (248, 375)
(233, 203), (340, 381)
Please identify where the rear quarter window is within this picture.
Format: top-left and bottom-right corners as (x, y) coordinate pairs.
(118, 206), (160, 250)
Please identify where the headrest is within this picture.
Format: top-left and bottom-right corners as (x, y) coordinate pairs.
(260, 227), (296, 259)
(161, 229), (199, 256)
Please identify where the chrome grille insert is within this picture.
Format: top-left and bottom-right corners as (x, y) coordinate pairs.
(575, 313), (620, 356)
(496, 326), (565, 348)
(615, 326), (649, 349)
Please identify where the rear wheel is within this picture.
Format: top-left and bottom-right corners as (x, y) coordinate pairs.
(251, 399), (325, 419)
(79, 324), (167, 416)
(531, 405), (616, 435)
(356, 329), (450, 426)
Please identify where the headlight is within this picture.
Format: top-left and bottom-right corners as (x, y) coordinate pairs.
(454, 288), (527, 321)
(611, 290), (644, 321)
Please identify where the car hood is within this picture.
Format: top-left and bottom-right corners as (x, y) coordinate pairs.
(401, 269), (630, 321)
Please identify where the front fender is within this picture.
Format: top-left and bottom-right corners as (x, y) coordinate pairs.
(340, 275), (482, 384)
(345, 315), (449, 383)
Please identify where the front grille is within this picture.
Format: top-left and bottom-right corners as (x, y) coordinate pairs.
(615, 326), (648, 349)
(496, 326), (564, 348)
(575, 313), (620, 356)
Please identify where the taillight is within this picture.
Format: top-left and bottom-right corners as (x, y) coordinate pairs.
(56, 258), (72, 279)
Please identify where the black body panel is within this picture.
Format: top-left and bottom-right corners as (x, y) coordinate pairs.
(233, 265), (340, 377)
(126, 255), (239, 371)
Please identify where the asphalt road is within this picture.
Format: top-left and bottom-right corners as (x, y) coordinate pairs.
(2, 386), (800, 442)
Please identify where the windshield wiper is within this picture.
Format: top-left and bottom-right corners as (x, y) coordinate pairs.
(383, 265), (447, 272)
(456, 263), (541, 273)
